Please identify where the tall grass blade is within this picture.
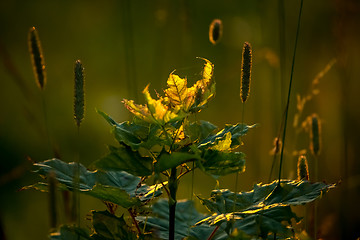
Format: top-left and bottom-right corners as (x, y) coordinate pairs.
(28, 27), (46, 90)
(278, 0), (304, 184)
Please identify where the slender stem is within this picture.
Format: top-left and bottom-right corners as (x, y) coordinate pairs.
(314, 155), (318, 240)
(191, 161), (195, 201)
(207, 224), (220, 240)
(278, 0), (304, 185)
(129, 208), (142, 236)
(278, 0), (286, 108)
(41, 92), (52, 156)
(169, 167), (178, 240)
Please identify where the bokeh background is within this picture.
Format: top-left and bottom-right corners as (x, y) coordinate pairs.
(1, 0), (359, 239)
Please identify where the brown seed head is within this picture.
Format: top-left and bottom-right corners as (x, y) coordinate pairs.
(28, 27), (46, 90)
(297, 155), (309, 181)
(240, 42), (252, 103)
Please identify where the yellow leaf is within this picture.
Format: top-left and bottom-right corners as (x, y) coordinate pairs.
(210, 132), (232, 151)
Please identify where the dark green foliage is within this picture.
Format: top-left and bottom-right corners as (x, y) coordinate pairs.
(28, 27), (46, 90)
(91, 211), (137, 240)
(138, 199), (221, 240)
(50, 225), (91, 240)
(197, 180), (335, 238)
(74, 60), (85, 127)
(198, 150), (245, 178)
(92, 145), (153, 177)
(24, 159), (164, 207)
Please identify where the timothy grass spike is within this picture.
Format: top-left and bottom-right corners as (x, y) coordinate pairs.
(240, 42), (252, 103)
(209, 19), (223, 45)
(74, 60), (85, 127)
(28, 27), (46, 90)
(310, 114), (321, 156)
(297, 155), (309, 181)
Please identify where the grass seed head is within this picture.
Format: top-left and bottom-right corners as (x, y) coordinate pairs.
(28, 27), (46, 90)
(240, 42), (252, 103)
(310, 114), (321, 156)
(209, 19), (223, 45)
(297, 155), (309, 181)
(74, 60), (85, 127)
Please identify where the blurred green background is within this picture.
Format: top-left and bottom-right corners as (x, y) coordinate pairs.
(1, 0), (359, 239)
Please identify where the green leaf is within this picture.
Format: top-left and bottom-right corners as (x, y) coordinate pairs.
(185, 120), (217, 143)
(156, 152), (201, 173)
(98, 110), (165, 152)
(198, 205), (298, 239)
(138, 199), (220, 240)
(92, 211), (137, 240)
(264, 180), (336, 206)
(50, 225), (91, 240)
(198, 150), (245, 178)
(197, 180), (335, 238)
(92, 145), (153, 177)
(198, 124), (255, 150)
(28, 159), (164, 207)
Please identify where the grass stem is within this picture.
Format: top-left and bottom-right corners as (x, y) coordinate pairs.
(278, 0), (304, 184)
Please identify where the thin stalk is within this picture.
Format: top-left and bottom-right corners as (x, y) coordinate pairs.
(233, 103), (245, 213)
(72, 127), (81, 229)
(314, 155), (318, 240)
(41, 92), (52, 156)
(129, 208), (142, 236)
(278, 0), (304, 185)
(169, 167), (178, 240)
(207, 224), (220, 240)
(191, 161), (195, 201)
(278, 0), (286, 108)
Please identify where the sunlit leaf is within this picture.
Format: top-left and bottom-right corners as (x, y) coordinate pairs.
(123, 85), (187, 125)
(123, 58), (215, 124)
(198, 123), (255, 150)
(197, 180), (335, 238)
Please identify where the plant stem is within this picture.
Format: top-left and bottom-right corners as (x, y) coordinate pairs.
(207, 224), (220, 240)
(129, 208), (142, 236)
(169, 167), (178, 240)
(278, 0), (304, 185)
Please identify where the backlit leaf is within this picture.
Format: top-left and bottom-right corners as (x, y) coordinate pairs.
(92, 145), (153, 177)
(26, 159), (165, 207)
(198, 150), (245, 178)
(155, 152), (201, 173)
(197, 180), (335, 238)
(199, 124), (255, 150)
